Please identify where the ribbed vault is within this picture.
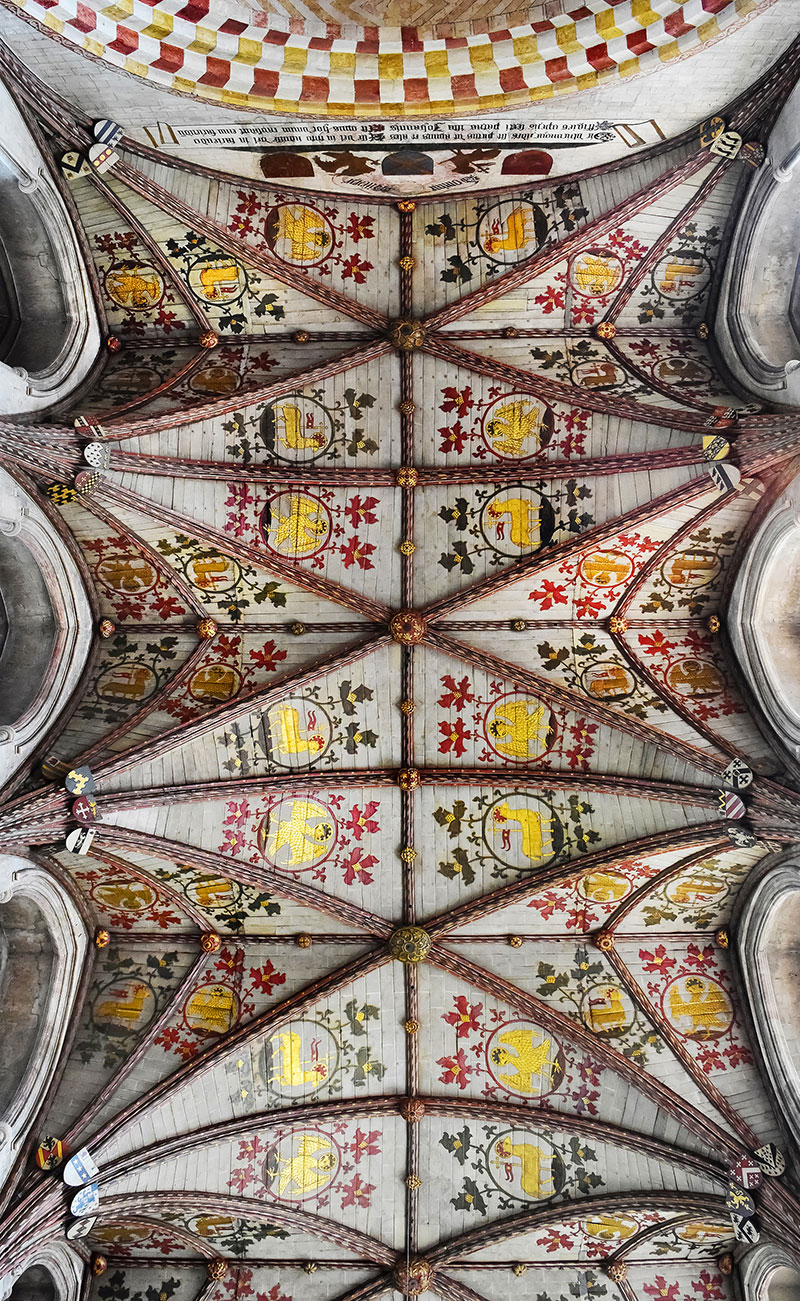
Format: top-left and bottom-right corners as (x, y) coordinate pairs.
(2, 36), (800, 1301)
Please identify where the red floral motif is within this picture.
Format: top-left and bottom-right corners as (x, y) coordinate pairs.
(640, 945), (677, 974)
(644, 1279), (680, 1301)
(437, 674), (475, 712)
(345, 494), (379, 528)
(439, 420), (468, 455)
(437, 1049), (473, 1089)
(340, 1174), (376, 1208)
(341, 536), (377, 570)
(438, 717), (472, 757)
(346, 214), (375, 242)
(346, 801), (381, 840)
(529, 579), (568, 609)
(342, 847), (377, 886)
(444, 996), (483, 1038)
(350, 1128), (381, 1164)
(440, 386), (474, 417)
(249, 960), (286, 994)
(342, 253), (374, 283)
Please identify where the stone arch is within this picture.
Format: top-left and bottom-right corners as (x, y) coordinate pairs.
(740, 1245), (800, 1301)
(0, 856), (88, 1188)
(0, 75), (100, 415)
(0, 467), (93, 789)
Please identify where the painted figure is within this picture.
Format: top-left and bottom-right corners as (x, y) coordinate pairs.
(580, 871), (629, 903)
(95, 980), (151, 1027)
(94, 880), (155, 912)
(572, 253), (622, 295)
(273, 1031), (331, 1087)
(97, 557), (155, 592)
(97, 665), (154, 701)
(493, 1135), (555, 1198)
(264, 799), (334, 867)
(269, 705), (326, 758)
(488, 700), (552, 760)
(584, 985), (628, 1034)
(268, 494), (329, 554)
(581, 552), (632, 585)
(658, 261), (704, 295)
(485, 400), (543, 457)
(584, 664), (632, 698)
(106, 267), (162, 309)
(482, 205), (537, 256)
(490, 1029), (557, 1093)
(190, 664), (240, 702)
(275, 401), (328, 452)
(486, 495), (541, 550)
(199, 261), (241, 300)
(491, 801), (546, 861)
(668, 976), (732, 1037)
(272, 206), (332, 262)
(266, 1133), (337, 1196)
(184, 985), (237, 1034)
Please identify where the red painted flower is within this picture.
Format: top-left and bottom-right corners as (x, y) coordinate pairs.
(249, 639), (288, 671)
(346, 801), (380, 840)
(345, 494), (379, 528)
(638, 631), (676, 657)
(437, 1049), (472, 1089)
(342, 254), (374, 284)
(644, 1279), (680, 1301)
(440, 385), (474, 416)
(639, 945), (676, 974)
(346, 213), (375, 242)
(340, 1174), (376, 1207)
(341, 536), (376, 570)
(342, 847), (378, 885)
(351, 1127), (381, 1164)
(444, 995), (483, 1038)
(438, 717), (472, 757)
(249, 959), (286, 994)
(437, 674), (475, 712)
(438, 420), (468, 455)
(529, 579), (568, 609)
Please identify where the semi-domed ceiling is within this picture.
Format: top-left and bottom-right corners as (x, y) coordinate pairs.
(3, 34), (800, 1301)
(0, 0), (780, 115)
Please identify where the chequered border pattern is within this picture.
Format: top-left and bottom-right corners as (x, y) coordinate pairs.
(8, 0), (765, 115)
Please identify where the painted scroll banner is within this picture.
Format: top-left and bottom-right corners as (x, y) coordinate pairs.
(143, 119), (661, 150)
(133, 118), (666, 198)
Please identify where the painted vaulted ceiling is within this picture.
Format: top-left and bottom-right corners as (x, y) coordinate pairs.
(3, 29), (800, 1301)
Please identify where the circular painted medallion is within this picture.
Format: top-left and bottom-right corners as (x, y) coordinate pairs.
(188, 255), (249, 306)
(665, 657), (724, 698)
(479, 487), (554, 558)
(260, 395), (335, 462)
(265, 1021), (341, 1097)
(260, 696), (333, 769)
(257, 796), (338, 872)
(482, 793), (563, 869)
(96, 662), (158, 704)
(652, 252), (711, 302)
(188, 663), (243, 704)
(105, 264), (164, 311)
(93, 977), (157, 1035)
(569, 248), (624, 297)
(480, 394), (554, 460)
(91, 879), (157, 913)
(183, 983), (239, 1035)
(652, 356), (712, 386)
(483, 693), (556, 763)
(96, 554), (157, 595)
(580, 981), (637, 1038)
(188, 363), (241, 397)
(485, 1020), (565, 1098)
(187, 1214), (236, 1240)
(576, 869), (632, 905)
(260, 491), (332, 559)
(265, 204), (335, 266)
(485, 1129), (565, 1201)
(580, 660), (637, 701)
(186, 875), (242, 910)
(585, 1213), (638, 1244)
(674, 1220), (733, 1244)
(476, 201), (548, 265)
(264, 1127), (341, 1200)
(578, 549), (634, 589)
(661, 549), (721, 590)
(103, 365), (161, 399)
(183, 552), (242, 594)
(664, 870), (727, 908)
(662, 974), (733, 1041)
